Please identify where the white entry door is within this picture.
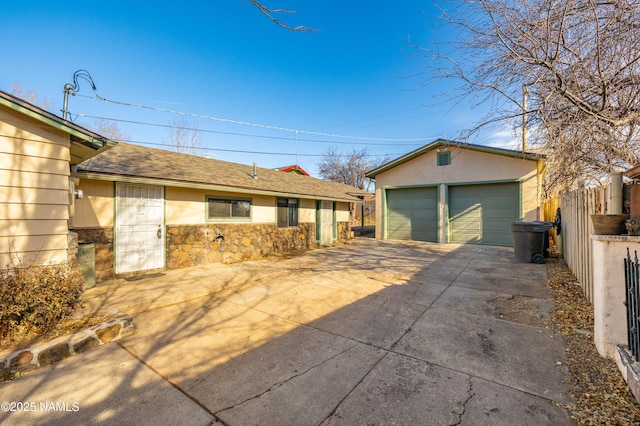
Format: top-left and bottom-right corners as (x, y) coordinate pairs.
(115, 183), (165, 273)
(320, 200), (334, 245)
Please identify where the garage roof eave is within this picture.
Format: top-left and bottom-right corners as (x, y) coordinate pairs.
(366, 139), (546, 178)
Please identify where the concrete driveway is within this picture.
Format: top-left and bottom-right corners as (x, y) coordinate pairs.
(1, 239), (575, 425)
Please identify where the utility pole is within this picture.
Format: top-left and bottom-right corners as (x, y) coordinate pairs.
(522, 85), (528, 152)
(522, 84), (529, 152)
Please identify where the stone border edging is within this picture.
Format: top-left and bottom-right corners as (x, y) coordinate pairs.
(1, 316), (134, 380)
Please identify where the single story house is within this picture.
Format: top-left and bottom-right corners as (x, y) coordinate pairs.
(365, 139), (546, 246)
(0, 89), (364, 282)
(73, 143), (363, 281)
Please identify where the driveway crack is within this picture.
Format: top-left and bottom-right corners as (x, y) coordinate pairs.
(451, 375), (474, 426)
(215, 342), (360, 415)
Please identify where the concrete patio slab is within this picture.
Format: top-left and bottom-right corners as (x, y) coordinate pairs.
(453, 270), (552, 298)
(432, 285), (517, 315)
(462, 378), (575, 425)
(463, 260), (548, 281)
(395, 307), (572, 405)
(308, 292), (429, 349)
(198, 340), (383, 426)
(321, 351), (472, 425)
(2, 239), (575, 425)
(119, 297), (300, 389)
(0, 343), (214, 426)
(321, 351), (575, 426)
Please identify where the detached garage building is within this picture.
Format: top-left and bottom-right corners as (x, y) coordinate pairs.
(365, 139), (546, 246)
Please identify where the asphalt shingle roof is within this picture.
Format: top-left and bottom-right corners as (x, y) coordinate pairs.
(77, 143), (366, 202)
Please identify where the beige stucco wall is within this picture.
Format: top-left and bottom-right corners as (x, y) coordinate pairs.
(166, 187), (277, 225)
(373, 148), (542, 240)
(0, 107), (72, 265)
(166, 190), (350, 225)
(299, 198), (315, 223)
(592, 236), (640, 359)
(335, 202), (350, 223)
(74, 179), (114, 228)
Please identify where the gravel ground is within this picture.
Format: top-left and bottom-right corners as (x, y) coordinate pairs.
(546, 255), (640, 425)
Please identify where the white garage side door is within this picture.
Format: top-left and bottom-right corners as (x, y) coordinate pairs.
(449, 182), (519, 246)
(386, 187), (438, 242)
(115, 183), (165, 273)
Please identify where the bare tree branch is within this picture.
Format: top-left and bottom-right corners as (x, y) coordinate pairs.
(248, 0), (316, 32)
(317, 147), (387, 192)
(90, 119), (129, 141)
(165, 117), (203, 155)
(420, 0), (640, 191)
(10, 83), (53, 111)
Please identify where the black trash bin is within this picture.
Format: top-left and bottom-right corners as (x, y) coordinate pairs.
(510, 221), (553, 264)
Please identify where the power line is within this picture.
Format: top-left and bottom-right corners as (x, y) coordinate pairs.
(120, 139), (409, 158)
(75, 93), (439, 143)
(0, 133), (409, 158)
(76, 114), (430, 147)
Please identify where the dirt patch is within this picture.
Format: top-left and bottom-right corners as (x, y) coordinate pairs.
(487, 295), (553, 328)
(545, 255), (640, 425)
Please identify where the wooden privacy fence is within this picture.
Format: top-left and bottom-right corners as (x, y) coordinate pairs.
(558, 185), (611, 303)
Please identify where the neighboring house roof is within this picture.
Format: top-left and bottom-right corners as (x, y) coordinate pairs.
(365, 139), (546, 178)
(76, 142), (366, 202)
(275, 165), (310, 176)
(0, 89), (116, 164)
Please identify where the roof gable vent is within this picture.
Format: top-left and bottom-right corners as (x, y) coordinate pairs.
(437, 151), (451, 166)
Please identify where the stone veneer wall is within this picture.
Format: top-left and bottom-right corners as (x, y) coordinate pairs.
(167, 222), (319, 269)
(67, 231), (78, 268)
(167, 221), (351, 269)
(338, 222), (351, 241)
(74, 227), (115, 282)
(72, 221), (351, 281)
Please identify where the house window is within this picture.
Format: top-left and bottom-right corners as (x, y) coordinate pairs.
(277, 198), (298, 227)
(207, 197), (251, 220)
(437, 151), (451, 166)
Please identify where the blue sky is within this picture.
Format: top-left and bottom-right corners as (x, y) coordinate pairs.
(2, 1), (519, 176)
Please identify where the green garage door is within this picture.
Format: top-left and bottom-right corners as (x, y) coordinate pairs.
(386, 187), (438, 242)
(449, 182), (519, 246)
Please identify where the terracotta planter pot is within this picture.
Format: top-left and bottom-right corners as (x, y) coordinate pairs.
(591, 214), (628, 235)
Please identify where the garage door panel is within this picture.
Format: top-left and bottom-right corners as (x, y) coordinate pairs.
(452, 221), (482, 232)
(449, 183), (518, 246)
(387, 187), (438, 242)
(450, 206), (481, 220)
(388, 223), (411, 240)
(451, 232), (482, 244)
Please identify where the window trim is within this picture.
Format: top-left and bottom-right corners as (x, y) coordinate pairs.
(277, 197), (299, 228)
(206, 195), (252, 222)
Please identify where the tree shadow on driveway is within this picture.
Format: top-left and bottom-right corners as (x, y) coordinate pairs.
(1, 239), (575, 426)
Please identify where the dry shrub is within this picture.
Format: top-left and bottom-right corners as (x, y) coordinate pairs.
(0, 261), (83, 343)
